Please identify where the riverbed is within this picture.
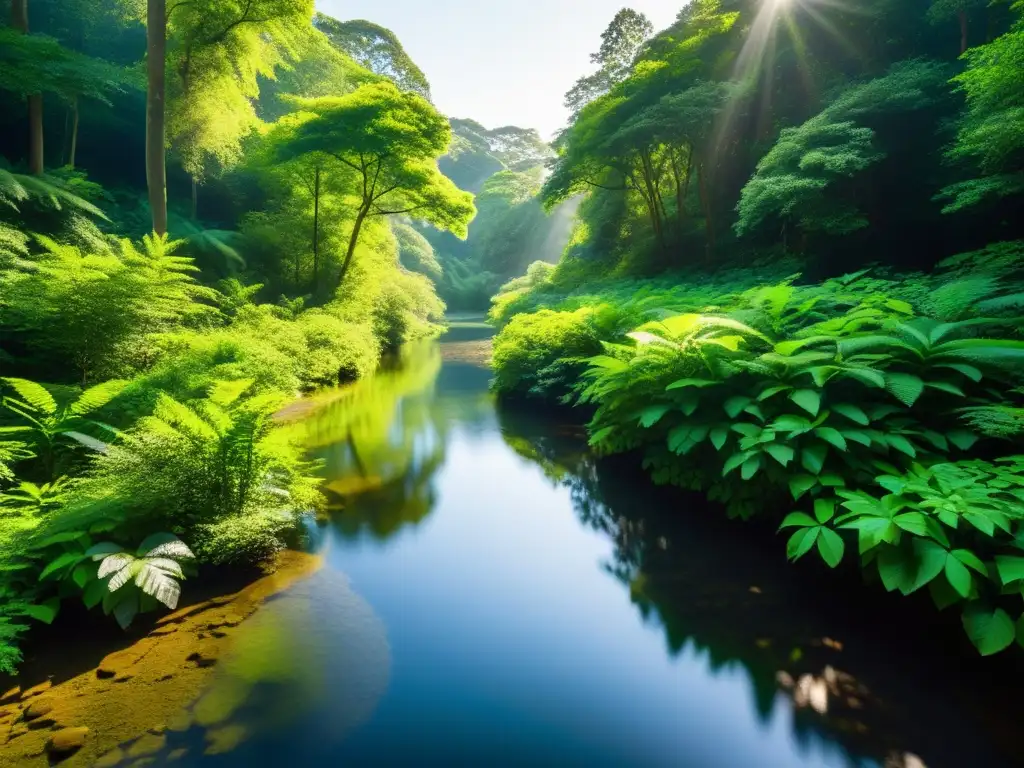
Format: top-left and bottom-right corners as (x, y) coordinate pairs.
(5, 320), (1024, 766)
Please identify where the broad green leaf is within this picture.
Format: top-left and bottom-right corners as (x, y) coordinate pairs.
(944, 555), (972, 598)
(757, 385), (791, 401)
(82, 578), (108, 609)
(789, 474), (818, 500)
(763, 443), (795, 467)
(842, 430), (872, 447)
(995, 556), (1024, 585)
(39, 551), (85, 581)
(779, 512), (817, 529)
(709, 426), (729, 451)
(832, 403), (869, 425)
(813, 498), (836, 524)
(23, 598), (60, 625)
(666, 378), (716, 391)
(892, 512), (929, 536)
(724, 396), (753, 418)
(952, 549), (986, 575)
(962, 606), (1015, 656)
(771, 414), (813, 433)
(907, 539), (948, 594)
(801, 443), (827, 475)
(877, 546), (911, 592)
(638, 405), (670, 428)
(886, 373), (925, 407)
(815, 427), (848, 451)
(925, 381), (965, 397)
(722, 451), (752, 476)
(817, 528), (845, 568)
(885, 434), (917, 458)
(947, 430), (979, 451)
(934, 363), (982, 383)
(741, 455), (762, 481)
(787, 527), (819, 560)
(789, 389), (821, 417)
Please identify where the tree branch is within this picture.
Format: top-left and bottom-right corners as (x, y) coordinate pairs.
(371, 205), (425, 216)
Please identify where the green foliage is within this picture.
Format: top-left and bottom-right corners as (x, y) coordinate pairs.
(938, 15), (1024, 212)
(313, 14), (431, 100)
(736, 60), (951, 238)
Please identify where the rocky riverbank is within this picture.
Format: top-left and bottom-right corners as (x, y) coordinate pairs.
(0, 551), (323, 767)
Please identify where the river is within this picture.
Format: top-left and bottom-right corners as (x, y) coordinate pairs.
(25, 320), (1024, 766)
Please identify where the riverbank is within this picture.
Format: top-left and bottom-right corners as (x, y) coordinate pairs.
(0, 551), (323, 767)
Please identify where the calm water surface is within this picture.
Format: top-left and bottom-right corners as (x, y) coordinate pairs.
(182, 322), (1021, 767)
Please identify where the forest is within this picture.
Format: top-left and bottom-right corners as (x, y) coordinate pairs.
(490, 0), (1024, 658)
(0, 0), (1022, 696)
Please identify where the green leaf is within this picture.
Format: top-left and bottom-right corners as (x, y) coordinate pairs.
(962, 606), (1015, 656)
(815, 427), (848, 451)
(771, 414), (813, 433)
(886, 373), (925, 407)
(935, 363), (983, 383)
(638, 405), (671, 428)
(907, 539), (948, 594)
(780, 512), (817, 529)
(72, 562), (95, 589)
(813, 498), (836, 524)
(832, 403), (869, 425)
(948, 430), (979, 451)
(82, 578), (107, 609)
(893, 512), (929, 537)
(1, 377), (57, 415)
(789, 474), (818, 500)
(39, 551), (85, 581)
(842, 430), (872, 447)
(817, 528), (845, 568)
(666, 378), (716, 390)
(952, 549), (987, 575)
(885, 434), (917, 458)
(926, 381), (965, 397)
(763, 443), (795, 467)
(787, 527), (819, 561)
(722, 451), (752, 476)
(741, 454), (762, 480)
(801, 443), (827, 475)
(757, 385), (791, 401)
(710, 426), (729, 451)
(878, 546), (912, 592)
(789, 389), (821, 417)
(995, 556), (1024, 585)
(944, 555), (972, 598)
(23, 598), (60, 625)
(724, 396), (753, 418)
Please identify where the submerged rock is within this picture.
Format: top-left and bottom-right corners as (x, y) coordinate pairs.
(22, 700), (53, 721)
(45, 727), (89, 758)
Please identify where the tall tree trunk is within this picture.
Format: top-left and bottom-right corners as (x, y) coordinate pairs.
(146, 0), (168, 236)
(698, 162), (715, 263)
(11, 0), (44, 174)
(639, 152), (665, 252)
(339, 203), (370, 288)
(958, 9), (968, 54)
(68, 94), (79, 169)
(191, 176), (198, 219)
(312, 165), (321, 293)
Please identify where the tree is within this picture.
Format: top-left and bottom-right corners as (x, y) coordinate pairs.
(0, 27), (134, 170)
(145, 0), (167, 235)
(563, 8), (654, 117)
(164, 0), (313, 217)
(938, 12), (1024, 213)
(735, 60), (951, 247)
(8, 0), (43, 174)
(275, 83), (475, 288)
(928, 0), (988, 54)
(313, 14), (431, 100)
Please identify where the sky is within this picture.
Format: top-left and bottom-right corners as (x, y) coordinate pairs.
(316, 0), (687, 140)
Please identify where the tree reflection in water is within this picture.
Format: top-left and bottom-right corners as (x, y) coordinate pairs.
(496, 406), (1023, 768)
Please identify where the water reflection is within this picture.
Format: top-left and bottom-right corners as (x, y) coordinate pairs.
(496, 408), (1022, 768)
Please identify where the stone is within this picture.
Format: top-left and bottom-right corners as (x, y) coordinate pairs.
(23, 699), (54, 720)
(46, 726), (89, 758)
(27, 715), (58, 730)
(186, 650), (218, 668)
(127, 732), (167, 758)
(97, 648), (138, 680)
(94, 748), (126, 768)
(0, 686), (21, 705)
(20, 680), (51, 699)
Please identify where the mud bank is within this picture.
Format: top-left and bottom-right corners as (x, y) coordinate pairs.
(0, 551), (323, 767)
